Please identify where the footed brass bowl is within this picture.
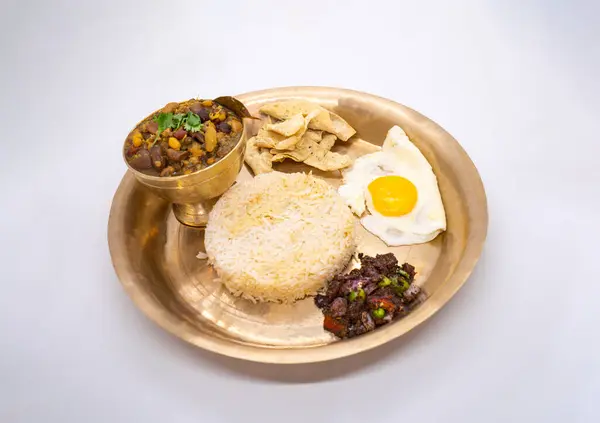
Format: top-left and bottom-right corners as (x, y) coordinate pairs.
(122, 96), (253, 227)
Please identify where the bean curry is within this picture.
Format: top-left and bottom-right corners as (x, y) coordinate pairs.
(124, 99), (243, 177)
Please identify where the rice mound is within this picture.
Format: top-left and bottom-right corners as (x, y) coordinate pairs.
(205, 172), (357, 303)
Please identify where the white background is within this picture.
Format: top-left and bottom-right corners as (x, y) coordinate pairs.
(1, 0), (599, 422)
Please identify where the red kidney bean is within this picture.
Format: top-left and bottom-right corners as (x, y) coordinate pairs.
(128, 149), (152, 170)
(192, 131), (205, 143)
(189, 102), (210, 121)
(217, 122), (231, 133)
(150, 145), (165, 170)
(146, 121), (158, 134)
(166, 148), (190, 162)
(173, 127), (187, 140)
(189, 102), (203, 115)
(198, 108), (210, 122)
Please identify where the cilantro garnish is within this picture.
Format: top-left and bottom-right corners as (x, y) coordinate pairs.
(154, 113), (173, 135)
(151, 111), (203, 145)
(183, 111), (201, 132)
(171, 113), (185, 130)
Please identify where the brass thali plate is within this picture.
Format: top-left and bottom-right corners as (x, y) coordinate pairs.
(108, 87), (488, 363)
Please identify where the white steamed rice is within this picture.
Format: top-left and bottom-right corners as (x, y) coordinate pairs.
(204, 172), (357, 303)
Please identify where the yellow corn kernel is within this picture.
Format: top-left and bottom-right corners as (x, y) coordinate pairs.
(229, 119), (242, 133)
(201, 100), (213, 107)
(209, 109), (226, 122)
(206, 157), (215, 165)
(190, 144), (204, 157)
(168, 137), (181, 150)
(132, 131), (143, 147)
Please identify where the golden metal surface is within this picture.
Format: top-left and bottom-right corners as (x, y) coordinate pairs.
(109, 87), (488, 364)
(122, 97), (249, 227)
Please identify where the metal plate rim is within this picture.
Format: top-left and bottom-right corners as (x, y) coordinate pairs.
(108, 86), (488, 364)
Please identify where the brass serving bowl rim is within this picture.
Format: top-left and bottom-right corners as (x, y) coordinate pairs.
(109, 86), (488, 364)
(122, 99), (247, 182)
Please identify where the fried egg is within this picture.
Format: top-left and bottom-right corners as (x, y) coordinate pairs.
(338, 126), (446, 246)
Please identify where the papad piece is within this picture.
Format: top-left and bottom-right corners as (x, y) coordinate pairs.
(264, 113), (305, 136)
(244, 136), (273, 175)
(270, 130), (323, 163)
(260, 100), (356, 141)
(327, 112), (356, 141)
(319, 133), (337, 151)
(304, 151), (352, 171)
(255, 109), (320, 151)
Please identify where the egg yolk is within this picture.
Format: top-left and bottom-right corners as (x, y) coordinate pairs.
(367, 176), (418, 216)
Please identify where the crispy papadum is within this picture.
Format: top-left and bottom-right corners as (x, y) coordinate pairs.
(244, 136), (273, 175)
(260, 101), (356, 141)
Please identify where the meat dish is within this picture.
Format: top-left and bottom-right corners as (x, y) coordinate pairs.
(315, 253), (424, 339)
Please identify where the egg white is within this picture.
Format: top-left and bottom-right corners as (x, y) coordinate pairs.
(338, 126), (446, 246)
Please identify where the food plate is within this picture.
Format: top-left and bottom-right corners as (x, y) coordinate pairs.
(108, 87), (487, 363)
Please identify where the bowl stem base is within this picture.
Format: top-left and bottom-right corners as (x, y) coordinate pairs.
(172, 200), (217, 228)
